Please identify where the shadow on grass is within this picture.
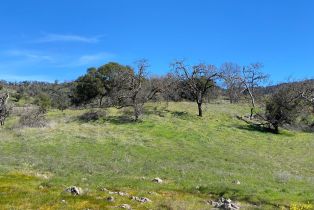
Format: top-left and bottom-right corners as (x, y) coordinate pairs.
(171, 111), (189, 118)
(193, 186), (241, 199)
(234, 124), (296, 136)
(77, 110), (107, 123)
(170, 111), (198, 120)
(143, 106), (170, 117)
(105, 115), (137, 125)
(142, 107), (194, 119)
(235, 124), (276, 134)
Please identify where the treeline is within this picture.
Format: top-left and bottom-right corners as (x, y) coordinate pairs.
(0, 60), (313, 133)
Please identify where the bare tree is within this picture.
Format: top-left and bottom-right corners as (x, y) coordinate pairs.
(129, 60), (152, 120)
(0, 93), (9, 126)
(111, 59), (162, 121)
(240, 63), (268, 119)
(220, 62), (243, 103)
(171, 60), (219, 117)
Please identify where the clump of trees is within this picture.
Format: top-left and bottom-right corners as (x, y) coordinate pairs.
(71, 64), (123, 107)
(4, 80), (71, 111)
(72, 60), (163, 120)
(0, 59), (313, 134)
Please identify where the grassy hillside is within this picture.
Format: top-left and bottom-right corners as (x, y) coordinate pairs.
(0, 102), (313, 209)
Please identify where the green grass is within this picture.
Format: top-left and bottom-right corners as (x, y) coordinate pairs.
(0, 102), (313, 209)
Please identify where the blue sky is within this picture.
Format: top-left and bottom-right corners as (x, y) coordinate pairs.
(0, 0), (313, 83)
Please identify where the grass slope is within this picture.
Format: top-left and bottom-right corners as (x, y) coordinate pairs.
(0, 102), (313, 209)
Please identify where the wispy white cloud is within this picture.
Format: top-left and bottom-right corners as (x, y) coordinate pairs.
(0, 46), (114, 82)
(53, 52), (114, 68)
(77, 52), (113, 66)
(1, 49), (114, 69)
(35, 33), (103, 43)
(4, 49), (54, 62)
(0, 49), (114, 67)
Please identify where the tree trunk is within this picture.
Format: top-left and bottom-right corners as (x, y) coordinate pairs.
(228, 90), (234, 104)
(273, 124), (279, 134)
(197, 102), (203, 117)
(134, 112), (139, 121)
(99, 96), (104, 107)
(250, 107), (254, 119)
(134, 105), (140, 121)
(248, 89), (255, 119)
(132, 96), (142, 121)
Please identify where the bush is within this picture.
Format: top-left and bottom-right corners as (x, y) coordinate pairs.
(264, 86), (301, 133)
(17, 109), (47, 128)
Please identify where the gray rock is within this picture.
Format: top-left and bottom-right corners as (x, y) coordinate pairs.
(119, 204), (132, 209)
(118, 191), (129, 196)
(208, 197), (240, 210)
(232, 180), (241, 185)
(106, 196), (115, 202)
(106, 190), (129, 196)
(131, 196), (152, 203)
(152, 177), (163, 183)
(100, 187), (109, 192)
(65, 186), (82, 195)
